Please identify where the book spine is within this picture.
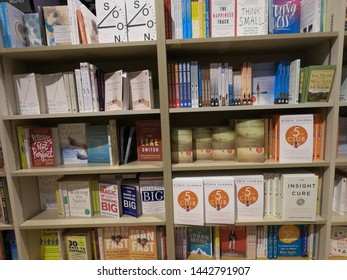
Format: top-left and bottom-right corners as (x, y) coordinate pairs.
(80, 62), (93, 112)
(74, 69), (85, 112)
(0, 180), (11, 224)
(68, 72), (78, 113)
(62, 72), (73, 113)
(67, 0), (81, 44)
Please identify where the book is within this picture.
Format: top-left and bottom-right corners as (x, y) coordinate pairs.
(0, 178), (12, 224)
(128, 70), (154, 110)
(101, 226), (130, 260)
(104, 70), (129, 111)
(210, 0), (236, 37)
(16, 124), (37, 169)
(300, 0), (322, 33)
(340, 66), (347, 102)
(13, 73), (46, 115)
(211, 126), (235, 161)
(172, 176), (204, 226)
(108, 119), (120, 166)
(302, 65), (336, 103)
(276, 224), (308, 258)
(288, 59), (301, 104)
(139, 173), (165, 216)
(86, 124), (111, 164)
(278, 114), (314, 163)
(252, 62), (276, 105)
(203, 176), (235, 224)
(192, 127), (213, 161)
(234, 173), (264, 220)
(123, 126), (136, 164)
(280, 170), (318, 221)
(0, 2), (26, 48)
(171, 127), (193, 163)
(43, 5), (72, 46)
(136, 119), (162, 161)
(128, 226), (158, 260)
(268, 0), (301, 34)
(38, 175), (61, 210)
(40, 228), (65, 260)
(333, 174), (347, 215)
(235, 119), (265, 163)
(28, 127), (62, 167)
(187, 226), (213, 259)
(121, 179), (142, 218)
(57, 122), (89, 164)
(99, 177), (122, 218)
(330, 226), (347, 257)
(64, 229), (93, 260)
(24, 12), (44, 46)
(77, 4), (98, 44)
(236, 0), (268, 36)
(220, 226), (247, 259)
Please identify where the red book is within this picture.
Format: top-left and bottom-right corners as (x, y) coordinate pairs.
(29, 127), (61, 167)
(135, 120), (162, 161)
(219, 226), (247, 259)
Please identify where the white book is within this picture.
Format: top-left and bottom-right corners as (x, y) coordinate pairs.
(89, 63), (100, 112)
(80, 3), (99, 44)
(96, 0), (128, 43)
(42, 72), (70, 114)
(104, 70), (129, 111)
(62, 72), (73, 113)
(128, 70), (154, 110)
(210, 0), (236, 37)
(333, 176), (347, 215)
(99, 178), (122, 218)
(236, 0), (268, 36)
(288, 59), (301, 104)
(38, 175), (61, 210)
(67, 0), (82, 44)
(280, 170), (318, 221)
(74, 68), (85, 112)
(279, 114), (314, 163)
(67, 71), (78, 112)
(203, 176), (235, 224)
(79, 62), (93, 112)
(13, 73), (46, 115)
(300, 0), (321, 33)
(340, 66), (347, 102)
(172, 176), (204, 226)
(172, 0), (183, 39)
(233, 173), (264, 220)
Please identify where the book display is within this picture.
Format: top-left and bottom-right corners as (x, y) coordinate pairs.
(0, 0), (347, 261)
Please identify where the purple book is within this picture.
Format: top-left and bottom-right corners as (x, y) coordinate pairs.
(269, 0), (301, 34)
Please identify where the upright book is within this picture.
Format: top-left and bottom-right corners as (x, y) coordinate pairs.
(187, 226), (213, 259)
(128, 226), (158, 260)
(101, 226), (130, 260)
(136, 119), (162, 161)
(128, 70), (154, 110)
(210, 0), (236, 37)
(86, 124), (111, 164)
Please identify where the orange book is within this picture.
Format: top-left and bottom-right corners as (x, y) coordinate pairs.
(76, 9), (87, 44)
(129, 226), (158, 260)
(313, 113), (325, 160)
(102, 227), (130, 260)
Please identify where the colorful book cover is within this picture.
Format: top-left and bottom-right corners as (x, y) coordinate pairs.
(40, 228), (64, 260)
(121, 180), (142, 218)
(276, 224), (307, 257)
(136, 119), (162, 161)
(210, 0), (236, 37)
(269, 0), (301, 34)
(57, 122), (89, 164)
(220, 226), (247, 259)
(86, 124), (111, 163)
(252, 62), (276, 105)
(330, 226), (347, 257)
(187, 226), (213, 258)
(129, 226), (158, 260)
(64, 230), (93, 260)
(102, 226), (130, 260)
(99, 178), (122, 218)
(24, 12), (44, 46)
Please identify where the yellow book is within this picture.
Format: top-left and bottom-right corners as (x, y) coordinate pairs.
(40, 228), (64, 260)
(64, 230), (92, 260)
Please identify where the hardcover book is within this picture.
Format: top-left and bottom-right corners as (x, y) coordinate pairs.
(268, 0), (301, 34)
(128, 70), (154, 110)
(86, 124), (111, 164)
(57, 122), (89, 164)
(211, 126), (235, 161)
(220, 226), (247, 259)
(203, 176), (235, 224)
(192, 127), (213, 161)
(187, 226), (213, 259)
(121, 179), (142, 218)
(171, 127), (193, 163)
(128, 226), (158, 260)
(278, 114), (313, 163)
(210, 0), (236, 37)
(99, 178), (122, 218)
(101, 226), (130, 260)
(136, 119), (162, 161)
(104, 70), (129, 111)
(172, 176), (204, 226)
(29, 127), (62, 167)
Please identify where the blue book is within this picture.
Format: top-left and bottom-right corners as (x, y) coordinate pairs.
(205, 0), (210, 38)
(186, 61), (191, 108)
(269, 0), (301, 34)
(274, 60), (284, 104)
(187, 226), (213, 257)
(121, 180), (142, 218)
(186, 0), (192, 38)
(276, 225), (306, 258)
(86, 124), (111, 164)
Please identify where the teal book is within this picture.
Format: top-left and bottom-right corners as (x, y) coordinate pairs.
(87, 124), (111, 164)
(187, 226), (213, 258)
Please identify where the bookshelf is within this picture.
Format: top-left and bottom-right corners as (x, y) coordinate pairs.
(0, 0), (346, 260)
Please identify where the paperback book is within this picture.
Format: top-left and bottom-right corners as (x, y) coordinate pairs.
(101, 226), (130, 260)
(136, 119), (162, 161)
(128, 226), (158, 260)
(171, 128), (193, 163)
(187, 226), (213, 259)
(99, 177), (122, 218)
(121, 179), (142, 218)
(220, 226), (247, 259)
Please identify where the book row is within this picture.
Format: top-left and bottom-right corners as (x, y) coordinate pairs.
(0, 0), (157, 48)
(172, 113), (325, 164)
(173, 171), (319, 226)
(40, 226), (166, 260)
(38, 173), (164, 219)
(175, 224), (320, 260)
(165, 0), (326, 40)
(17, 119), (162, 168)
(167, 59), (336, 108)
(0, 230), (18, 260)
(13, 67), (154, 115)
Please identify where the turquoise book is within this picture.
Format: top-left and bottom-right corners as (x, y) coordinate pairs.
(187, 226), (213, 258)
(86, 124), (111, 164)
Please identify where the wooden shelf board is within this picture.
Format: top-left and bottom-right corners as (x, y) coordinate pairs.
(331, 213), (347, 225)
(0, 223), (14, 230)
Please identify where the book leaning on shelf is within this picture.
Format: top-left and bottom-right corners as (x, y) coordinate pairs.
(128, 69), (154, 110)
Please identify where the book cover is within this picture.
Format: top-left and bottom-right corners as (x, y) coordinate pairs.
(79, 4), (98, 44)
(64, 229), (93, 260)
(172, 176), (204, 226)
(340, 66), (347, 102)
(121, 179), (142, 218)
(136, 119), (162, 161)
(280, 170), (318, 221)
(252, 62), (276, 105)
(24, 12), (44, 46)
(303, 65), (336, 103)
(300, 0), (321, 33)
(86, 124), (111, 163)
(192, 127), (213, 161)
(99, 178), (122, 218)
(57, 122), (89, 164)
(278, 114), (313, 163)
(16, 125), (37, 169)
(211, 126), (235, 161)
(38, 175), (61, 210)
(235, 119), (265, 163)
(220, 226), (247, 259)
(40, 228), (64, 260)
(203, 176), (235, 224)
(129, 226), (158, 260)
(171, 127), (193, 163)
(269, 0), (301, 34)
(333, 175), (347, 215)
(236, 0), (268, 36)
(187, 226), (213, 259)
(29, 127), (62, 167)
(104, 70), (129, 111)
(139, 173), (165, 216)
(276, 224), (307, 257)
(330, 226), (347, 257)
(43, 5), (72, 46)
(288, 59), (301, 104)
(234, 173), (264, 220)
(102, 226), (130, 260)
(210, 0), (236, 37)
(128, 70), (154, 110)
(0, 178), (12, 224)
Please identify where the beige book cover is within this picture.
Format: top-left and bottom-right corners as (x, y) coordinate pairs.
(212, 126), (235, 161)
(171, 128), (193, 163)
